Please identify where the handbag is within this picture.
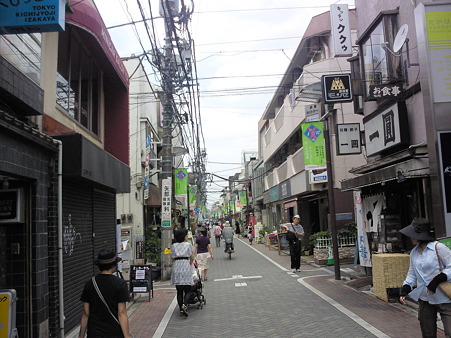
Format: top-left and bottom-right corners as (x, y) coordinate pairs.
(92, 277), (134, 337)
(434, 243), (451, 298)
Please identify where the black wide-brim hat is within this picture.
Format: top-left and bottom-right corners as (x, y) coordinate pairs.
(95, 249), (122, 266)
(399, 218), (435, 241)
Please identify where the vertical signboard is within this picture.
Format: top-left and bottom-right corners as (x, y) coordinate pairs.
(144, 134), (151, 200)
(174, 169), (188, 196)
(161, 178), (172, 227)
(189, 186), (197, 206)
(239, 190), (247, 206)
(301, 122), (326, 170)
(336, 123), (362, 155)
(330, 4), (352, 56)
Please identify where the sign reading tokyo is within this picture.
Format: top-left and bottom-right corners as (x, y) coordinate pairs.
(0, 0), (65, 34)
(321, 74), (353, 103)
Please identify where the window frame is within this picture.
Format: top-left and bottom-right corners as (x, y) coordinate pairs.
(356, 10), (402, 99)
(56, 27), (101, 136)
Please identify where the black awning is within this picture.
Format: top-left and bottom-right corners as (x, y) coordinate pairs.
(55, 134), (130, 193)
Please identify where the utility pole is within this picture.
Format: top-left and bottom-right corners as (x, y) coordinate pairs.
(323, 104), (340, 280)
(160, 0), (175, 281)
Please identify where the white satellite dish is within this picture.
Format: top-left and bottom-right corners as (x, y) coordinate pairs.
(393, 24), (409, 53)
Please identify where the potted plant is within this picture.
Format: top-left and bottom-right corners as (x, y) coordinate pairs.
(145, 226), (161, 280)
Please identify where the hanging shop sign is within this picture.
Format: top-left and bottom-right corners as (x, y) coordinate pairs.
(368, 84), (403, 100)
(304, 104), (320, 122)
(309, 169), (328, 184)
(330, 4), (352, 56)
(238, 190), (247, 206)
(278, 180), (291, 200)
(161, 178), (172, 227)
(189, 186), (197, 206)
(363, 101), (410, 156)
(336, 123), (361, 155)
(301, 122), (326, 170)
(321, 74), (353, 103)
(269, 186), (279, 203)
(0, 0), (65, 34)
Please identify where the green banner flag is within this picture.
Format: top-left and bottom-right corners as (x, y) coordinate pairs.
(174, 168), (188, 196)
(229, 200), (235, 211)
(239, 190), (247, 206)
(189, 186), (197, 204)
(301, 122), (326, 170)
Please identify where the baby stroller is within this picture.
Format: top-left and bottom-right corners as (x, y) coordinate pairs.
(187, 261), (206, 309)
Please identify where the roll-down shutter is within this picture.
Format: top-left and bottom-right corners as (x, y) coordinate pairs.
(93, 189), (116, 253)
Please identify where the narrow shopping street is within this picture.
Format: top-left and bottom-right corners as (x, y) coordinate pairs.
(123, 239), (442, 338)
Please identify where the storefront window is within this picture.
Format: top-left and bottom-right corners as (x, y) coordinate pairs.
(56, 28), (100, 135)
(359, 14), (400, 97)
(0, 33), (41, 84)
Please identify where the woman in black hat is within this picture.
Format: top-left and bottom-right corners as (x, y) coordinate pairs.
(398, 218), (451, 337)
(79, 249), (131, 338)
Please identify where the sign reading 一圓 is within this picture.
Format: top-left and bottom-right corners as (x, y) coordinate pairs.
(321, 74), (353, 103)
(301, 122), (326, 170)
(161, 178), (172, 227)
(330, 4), (352, 56)
(0, 0), (65, 34)
(368, 84), (402, 100)
(336, 123), (361, 155)
(363, 101), (409, 156)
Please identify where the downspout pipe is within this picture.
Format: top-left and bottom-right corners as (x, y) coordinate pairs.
(54, 139), (64, 338)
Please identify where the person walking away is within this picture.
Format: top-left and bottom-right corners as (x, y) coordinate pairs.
(194, 229), (214, 281)
(222, 221), (234, 252)
(214, 222), (222, 247)
(171, 228), (195, 317)
(247, 225), (254, 245)
(235, 221), (241, 238)
(79, 249), (131, 338)
(398, 218), (451, 337)
(281, 215), (304, 272)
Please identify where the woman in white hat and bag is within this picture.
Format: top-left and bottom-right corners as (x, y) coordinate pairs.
(398, 218), (451, 337)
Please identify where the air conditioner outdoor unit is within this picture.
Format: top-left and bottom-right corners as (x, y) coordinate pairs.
(127, 214), (133, 222)
(120, 214), (126, 222)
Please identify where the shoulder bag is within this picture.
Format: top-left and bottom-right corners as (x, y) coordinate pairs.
(434, 243), (451, 298)
(92, 277), (134, 338)
(285, 223), (297, 243)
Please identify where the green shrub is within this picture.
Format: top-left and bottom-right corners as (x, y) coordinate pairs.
(145, 226), (161, 265)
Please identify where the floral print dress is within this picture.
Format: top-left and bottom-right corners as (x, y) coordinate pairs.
(170, 242), (194, 286)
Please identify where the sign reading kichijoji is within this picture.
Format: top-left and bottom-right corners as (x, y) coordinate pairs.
(0, 0), (65, 34)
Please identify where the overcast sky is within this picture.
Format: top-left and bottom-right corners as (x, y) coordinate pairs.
(94, 0), (355, 207)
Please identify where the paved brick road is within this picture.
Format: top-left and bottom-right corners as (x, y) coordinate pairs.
(126, 238), (445, 338)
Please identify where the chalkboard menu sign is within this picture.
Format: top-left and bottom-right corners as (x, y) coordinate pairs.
(277, 232), (291, 254)
(130, 265), (153, 300)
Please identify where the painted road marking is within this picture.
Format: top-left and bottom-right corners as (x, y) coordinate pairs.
(298, 276), (389, 338)
(214, 275), (262, 282)
(235, 282), (248, 287)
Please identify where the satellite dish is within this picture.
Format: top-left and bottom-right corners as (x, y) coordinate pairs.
(393, 24), (409, 53)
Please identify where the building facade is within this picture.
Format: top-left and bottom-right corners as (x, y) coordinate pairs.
(0, 0), (130, 336)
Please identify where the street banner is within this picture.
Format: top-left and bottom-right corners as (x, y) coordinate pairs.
(355, 191), (372, 267)
(229, 200), (235, 211)
(161, 178), (172, 227)
(174, 168), (188, 196)
(239, 190), (247, 206)
(301, 122), (326, 170)
(189, 186), (197, 205)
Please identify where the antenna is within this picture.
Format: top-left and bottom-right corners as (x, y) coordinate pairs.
(393, 24), (409, 53)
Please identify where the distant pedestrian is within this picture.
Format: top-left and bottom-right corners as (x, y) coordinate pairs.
(235, 221), (241, 238)
(171, 228), (195, 318)
(194, 229), (214, 281)
(281, 215), (304, 272)
(214, 223), (222, 247)
(247, 225), (254, 245)
(398, 218), (451, 337)
(79, 249), (131, 338)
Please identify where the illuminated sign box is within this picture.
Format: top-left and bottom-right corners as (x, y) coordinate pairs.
(0, 189), (24, 223)
(0, 0), (65, 34)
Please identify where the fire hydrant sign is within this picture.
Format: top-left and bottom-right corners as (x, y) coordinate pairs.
(0, 0), (65, 34)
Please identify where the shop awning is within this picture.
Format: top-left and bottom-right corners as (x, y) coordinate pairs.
(146, 184), (162, 206)
(66, 0), (129, 87)
(341, 158), (429, 191)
